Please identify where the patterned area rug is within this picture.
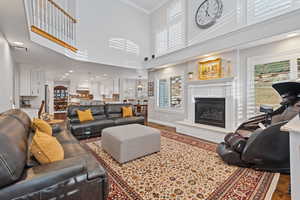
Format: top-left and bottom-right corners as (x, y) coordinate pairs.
(83, 130), (279, 200)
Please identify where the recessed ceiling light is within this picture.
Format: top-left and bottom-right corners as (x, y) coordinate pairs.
(65, 73), (70, 76)
(69, 70), (74, 73)
(287, 33), (299, 38)
(12, 41), (24, 46)
(103, 74), (108, 76)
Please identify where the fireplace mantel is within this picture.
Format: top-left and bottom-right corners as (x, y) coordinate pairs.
(175, 76), (236, 143)
(187, 77), (234, 86)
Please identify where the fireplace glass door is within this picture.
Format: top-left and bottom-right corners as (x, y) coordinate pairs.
(195, 98), (226, 128)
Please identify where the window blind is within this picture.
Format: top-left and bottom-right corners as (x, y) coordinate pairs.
(156, 30), (168, 55)
(158, 79), (169, 108)
(168, 21), (183, 50)
(154, 0), (185, 56)
(247, 0), (293, 24)
(109, 38), (140, 55)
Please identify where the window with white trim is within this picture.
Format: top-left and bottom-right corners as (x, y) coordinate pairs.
(109, 38), (140, 55)
(247, 56), (300, 119)
(154, 0), (185, 56)
(158, 79), (169, 108)
(247, 0), (300, 24)
(157, 76), (183, 109)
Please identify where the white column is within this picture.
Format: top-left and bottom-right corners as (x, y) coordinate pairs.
(284, 116), (300, 200)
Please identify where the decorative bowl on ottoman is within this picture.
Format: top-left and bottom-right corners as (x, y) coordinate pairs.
(101, 124), (161, 164)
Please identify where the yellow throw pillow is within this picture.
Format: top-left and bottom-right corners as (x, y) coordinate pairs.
(122, 106), (133, 118)
(32, 118), (52, 135)
(77, 109), (94, 122)
(30, 130), (64, 164)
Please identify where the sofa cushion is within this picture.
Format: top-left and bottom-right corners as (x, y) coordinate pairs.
(105, 104), (133, 119)
(0, 114), (29, 188)
(68, 105), (105, 118)
(30, 130), (64, 164)
(122, 106), (133, 118)
(71, 119), (115, 136)
(32, 118), (52, 135)
(113, 116), (144, 126)
(77, 109), (94, 122)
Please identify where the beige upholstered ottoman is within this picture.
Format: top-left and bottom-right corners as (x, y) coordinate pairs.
(101, 124), (161, 164)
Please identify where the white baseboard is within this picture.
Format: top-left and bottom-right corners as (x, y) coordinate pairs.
(148, 118), (176, 128)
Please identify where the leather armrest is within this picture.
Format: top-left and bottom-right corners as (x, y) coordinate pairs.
(0, 157), (86, 199)
(85, 154), (107, 180)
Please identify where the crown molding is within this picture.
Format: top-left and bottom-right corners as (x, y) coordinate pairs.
(149, 0), (170, 14)
(119, 0), (171, 15)
(118, 0), (150, 14)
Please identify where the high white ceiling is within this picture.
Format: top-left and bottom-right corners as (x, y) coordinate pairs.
(121, 0), (169, 14)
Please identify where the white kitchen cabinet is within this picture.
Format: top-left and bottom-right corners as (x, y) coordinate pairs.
(20, 68), (45, 96)
(20, 67), (31, 96)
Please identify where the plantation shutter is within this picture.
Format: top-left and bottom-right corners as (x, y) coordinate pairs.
(126, 40), (140, 55)
(247, 0), (293, 24)
(154, 0), (184, 56)
(156, 30), (168, 55)
(168, 21), (183, 51)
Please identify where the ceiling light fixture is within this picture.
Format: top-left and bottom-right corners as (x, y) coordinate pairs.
(12, 41), (24, 46)
(287, 33), (299, 38)
(69, 70), (74, 73)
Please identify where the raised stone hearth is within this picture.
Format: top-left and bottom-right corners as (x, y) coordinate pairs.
(176, 77), (236, 143)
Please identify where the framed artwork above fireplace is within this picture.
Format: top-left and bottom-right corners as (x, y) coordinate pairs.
(198, 58), (222, 80)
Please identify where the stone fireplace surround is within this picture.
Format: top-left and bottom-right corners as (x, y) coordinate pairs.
(175, 77), (236, 143)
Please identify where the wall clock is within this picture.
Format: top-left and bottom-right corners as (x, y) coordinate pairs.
(195, 0), (223, 29)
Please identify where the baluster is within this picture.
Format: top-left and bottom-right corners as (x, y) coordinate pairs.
(63, 15), (66, 42)
(71, 19), (73, 45)
(55, 5), (58, 38)
(74, 20), (76, 46)
(37, 0), (39, 27)
(58, 8), (60, 39)
(61, 10), (63, 41)
(67, 17), (69, 44)
(44, 0), (46, 31)
(46, 0), (49, 33)
(31, 0), (34, 26)
(51, 2), (54, 36)
(71, 21), (74, 46)
(41, 0), (44, 30)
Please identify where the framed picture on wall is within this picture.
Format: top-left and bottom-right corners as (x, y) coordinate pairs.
(198, 58), (222, 80)
(170, 76), (183, 108)
(148, 81), (154, 97)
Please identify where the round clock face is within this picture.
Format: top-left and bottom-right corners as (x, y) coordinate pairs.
(195, 0), (223, 29)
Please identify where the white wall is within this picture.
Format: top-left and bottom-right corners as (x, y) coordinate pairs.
(0, 32), (15, 112)
(148, 36), (300, 127)
(76, 0), (151, 69)
(187, 0), (241, 46)
(240, 36), (300, 120)
(148, 51), (237, 126)
(148, 63), (187, 126)
(148, 0), (300, 68)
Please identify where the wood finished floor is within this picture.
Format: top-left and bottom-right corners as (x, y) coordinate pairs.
(147, 122), (291, 200)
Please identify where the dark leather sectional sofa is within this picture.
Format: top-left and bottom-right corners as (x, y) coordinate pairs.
(0, 109), (108, 200)
(67, 104), (145, 140)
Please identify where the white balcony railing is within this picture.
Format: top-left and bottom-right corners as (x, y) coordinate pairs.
(26, 0), (77, 52)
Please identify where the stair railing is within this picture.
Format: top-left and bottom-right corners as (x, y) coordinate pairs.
(27, 0), (77, 52)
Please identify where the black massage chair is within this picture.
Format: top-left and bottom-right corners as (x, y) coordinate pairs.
(217, 82), (300, 174)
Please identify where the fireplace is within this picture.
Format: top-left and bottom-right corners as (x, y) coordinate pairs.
(195, 98), (226, 128)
